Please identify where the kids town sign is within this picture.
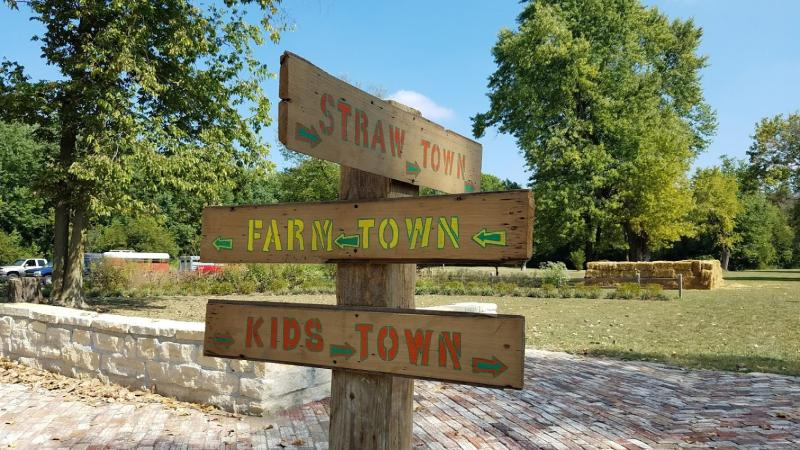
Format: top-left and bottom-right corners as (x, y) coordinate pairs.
(200, 190), (534, 264)
(279, 52), (483, 194)
(204, 300), (525, 389)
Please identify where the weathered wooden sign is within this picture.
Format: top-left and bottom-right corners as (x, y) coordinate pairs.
(200, 190), (534, 264)
(278, 52), (483, 194)
(204, 300), (525, 389)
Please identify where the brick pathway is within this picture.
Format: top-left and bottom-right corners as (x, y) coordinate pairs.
(1, 349), (798, 449)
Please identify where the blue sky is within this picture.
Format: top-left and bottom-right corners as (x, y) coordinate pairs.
(2, 0), (798, 186)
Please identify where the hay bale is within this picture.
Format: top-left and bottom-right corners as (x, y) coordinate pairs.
(583, 259), (721, 290)
(691, 260), (702, 275)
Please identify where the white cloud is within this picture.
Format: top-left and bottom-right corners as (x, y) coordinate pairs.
(386, 90), (454, 121)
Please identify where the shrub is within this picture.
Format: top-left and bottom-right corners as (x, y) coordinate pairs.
(538, 261), (569, 287)
(86, 260), (134, 297)
(569, 249), (586, 270)
(609, 283), (641, 300)
(642, 283), (669, 301)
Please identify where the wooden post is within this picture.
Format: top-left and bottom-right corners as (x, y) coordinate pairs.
(329, 166), (418, 450)
(678, 274), (683, 299)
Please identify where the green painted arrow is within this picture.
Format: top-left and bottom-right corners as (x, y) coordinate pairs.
(334, 233), (360, 249)
(471, 356), (508, 377)
(471, 228), (507, 248)
(295, 122), (322, 148)
(405, 160), (421, 176)
(464, 181), (476, 192)
(212, 333), (235, 348)
(213, 237), (234, 251)
(330, 342), (355, 360)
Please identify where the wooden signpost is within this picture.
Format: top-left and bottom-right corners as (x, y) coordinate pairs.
(278, 52), (483, 194)
(202, 52), (534, 449)
(204, 300), (525, 388)
(200, 190), (534, 264)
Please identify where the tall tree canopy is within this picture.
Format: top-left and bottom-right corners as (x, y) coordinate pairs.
(691, 167), (741, 270)
(747, 112), (800, 197)
(2, 0), (283, 306)
(473, 0), (715, 261)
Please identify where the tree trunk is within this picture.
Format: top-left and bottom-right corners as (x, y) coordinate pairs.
(329, 166), (418, 450)
(624, 223), (651, 262)
(51, 198), (69, 304)
(720, 247), (731, 271)
(62, 202), (88, 308)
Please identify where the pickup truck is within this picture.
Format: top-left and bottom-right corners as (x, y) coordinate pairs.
(25, 264), (53, 285)
(0, 258), (48, 279)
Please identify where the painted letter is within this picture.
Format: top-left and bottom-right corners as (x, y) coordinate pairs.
(457, 153), (466, 180)
(421, 139), (431, 168)
(378, 218), (399, 249)
(371, 120), (386, 152)
(246, 317), (264, 348)
(270, 317), (278, 349)
(389, 125), (405, 157)
(319, 93), (335, 136)
(443, 149), (455, 175)
(405, 217), (432, 250)
(357, 218), (375, 250)
(283, 318), (300, 351)
(262, 219), (283, 252)
(247, 219), (262, 252)
(355, 323), (373, 361)
(438, 331), (461, 369)
(304, 318), (324, 352)
(437, 216), (460, 249)
(354, 109), (369, 147)
(312, 219), (333, 251)
(287, 219), (304, 251)
(377, 326), (398, 361)
(404, 329), (432, 366)
(337, 101), (352, 141)
(431, 144), (441, 172)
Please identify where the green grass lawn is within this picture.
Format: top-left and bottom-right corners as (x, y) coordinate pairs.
(96, 269), (800, 377)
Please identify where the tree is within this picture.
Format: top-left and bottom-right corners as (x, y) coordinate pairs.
(0, 121), (53, 251)
(473, 0), (715, 261)
(86, 216), (179, 257)
(0, 230), (40, 265)
(731, 193), (794, 269)
(2, 0), (283, 306)
(747, 112), (800, 196)
(691, 167), (742, 270)
(275, 159), (339, 203)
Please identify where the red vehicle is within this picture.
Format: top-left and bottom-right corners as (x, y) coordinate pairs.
(103, 250), (170, 272)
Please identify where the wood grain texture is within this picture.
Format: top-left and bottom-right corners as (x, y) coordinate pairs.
(331, 167), (415, 450)
(278, 52), (482, 194)
(199, 190), (534, 264)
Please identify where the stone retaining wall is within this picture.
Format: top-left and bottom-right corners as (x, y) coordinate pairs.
(0, 303), (330, 415)
(0, 301), (497, 416)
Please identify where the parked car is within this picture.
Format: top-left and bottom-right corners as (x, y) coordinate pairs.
(0, 258), (48, 280)
(25, 264), (53, 285)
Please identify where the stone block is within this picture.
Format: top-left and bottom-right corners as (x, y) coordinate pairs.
(0, 316), (13, 337)
(253, 362), (270, 378)
(102, 354), (146, 379)
(229, 360), (253, 373)
(30, 320), (47, 334)
(93, 333), (122, 353)
(158, 341), (196, 363)
(168, 364), (202, 389)
(74, 329), (92, 346)
(146, 360), (170, 383)
(46, 327), (71, 347)
(240, 377), (263, 400)
(41, 359), (68, 375)
(265, 366), (331, 397)
(37, 345), (62, 359)
(128, 318), (177, 338)
(18, 356), (41, 370)
(198, 355), (227, 371)
(136, 337), (158, 359)
(199, 370), (239, 395)
(62, 343), (100, 371)
(91, 315), (131, 333)
(175, 322), (205, 341)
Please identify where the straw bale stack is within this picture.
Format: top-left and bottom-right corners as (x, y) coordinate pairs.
(584, 260), (722, 290)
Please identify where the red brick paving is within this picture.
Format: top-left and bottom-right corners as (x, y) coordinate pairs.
(1, 349), (798, 449)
